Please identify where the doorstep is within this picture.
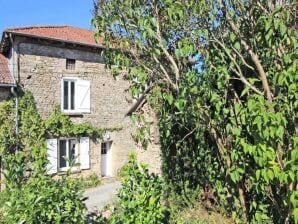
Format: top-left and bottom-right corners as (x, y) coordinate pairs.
(101, 176), (117, 185)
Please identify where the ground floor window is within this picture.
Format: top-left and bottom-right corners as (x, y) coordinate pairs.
(59, 138), (78, 170)
(47, 137), (90, 174)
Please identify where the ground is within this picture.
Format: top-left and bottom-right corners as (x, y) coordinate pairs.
(84, 181), (120, 212)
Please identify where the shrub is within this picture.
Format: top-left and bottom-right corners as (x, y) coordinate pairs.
(0, 151), (87, 224)
(108, 152), (169, 224)
(0, 92), (103, 223)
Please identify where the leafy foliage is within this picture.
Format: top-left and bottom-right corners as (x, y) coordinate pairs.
(107, 153), (168, 224)
(0, 91), (109, 223)
(93, 1), (297, 223)
(0, 91), (107, 158)
(45, 107), (107, 139)
(1, 152), (86, 223)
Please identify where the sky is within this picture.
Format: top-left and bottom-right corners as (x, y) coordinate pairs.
(0, 0), (94, 34)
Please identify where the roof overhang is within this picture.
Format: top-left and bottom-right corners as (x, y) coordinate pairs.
(0, 83), (17, 87)
(0, 30), (105, 54)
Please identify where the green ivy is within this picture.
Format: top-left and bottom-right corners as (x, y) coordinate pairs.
(44, 107), (108, 139)
(0, 91), (113, 158)
(0, 91), (119, 223)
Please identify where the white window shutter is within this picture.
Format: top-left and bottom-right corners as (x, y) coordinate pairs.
(47, 139), (58, 175)
(80, 137), (90, 170)
(75, 80), (90, 113)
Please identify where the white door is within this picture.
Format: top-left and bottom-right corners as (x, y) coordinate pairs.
(101, 142), (111, 176)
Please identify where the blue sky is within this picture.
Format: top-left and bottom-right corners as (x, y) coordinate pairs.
(0, 0), (94, 34)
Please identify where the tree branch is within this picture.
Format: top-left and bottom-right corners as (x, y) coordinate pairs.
(218, 0), (273, 101)
(125, 84), (154, 116)
(153, 55), (178, 90)
(153, 3), (180, 87)
(210, 38), (263, 96)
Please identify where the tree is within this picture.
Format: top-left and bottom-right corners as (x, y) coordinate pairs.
(93, 1), (297, 223)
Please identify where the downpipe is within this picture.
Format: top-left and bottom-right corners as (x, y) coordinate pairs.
(11, 86), (19, 151)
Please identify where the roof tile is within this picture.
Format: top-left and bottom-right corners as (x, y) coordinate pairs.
(6, 25), (99, 46)
(0, 54), (14, 84)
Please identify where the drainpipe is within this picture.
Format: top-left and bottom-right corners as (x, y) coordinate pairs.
(0, 34), (18, 190)
(11, 87), (19, 136)
(9, 33), (19, 150)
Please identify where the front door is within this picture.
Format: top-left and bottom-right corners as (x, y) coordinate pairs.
(101, 142), (110, 176)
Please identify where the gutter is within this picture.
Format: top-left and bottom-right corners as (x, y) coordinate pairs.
(0, 83), (16, 87)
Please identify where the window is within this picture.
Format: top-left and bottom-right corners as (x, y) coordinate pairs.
(46, 137), (90, 174)
(58, 138), (78, 170)
(63, 80), (75, 111)
(101, 142), (108, 155)
(61, 78), (91, 113)
(66, 59), (75, 70)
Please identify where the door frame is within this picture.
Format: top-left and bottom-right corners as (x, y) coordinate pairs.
(101, 141), (112, 177)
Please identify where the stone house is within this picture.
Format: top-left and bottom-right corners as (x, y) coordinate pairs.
(0, 25), (161, 179)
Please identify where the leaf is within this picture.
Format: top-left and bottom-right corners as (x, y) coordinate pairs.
(294, 208), (298, 224)
(234, 42), (240, 50)
(256, 170), (261, 180)
(230, 32), (236, 42)
(279, 23), (287, 37)
(265, 29), (273, 41)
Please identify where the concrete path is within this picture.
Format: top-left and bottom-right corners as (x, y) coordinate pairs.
(84, 181), (121, 212)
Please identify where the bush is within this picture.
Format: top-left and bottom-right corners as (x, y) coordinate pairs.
(0, 92), (102, 223)
(107, 152), (169, 224)
(0, 151), (87, 224)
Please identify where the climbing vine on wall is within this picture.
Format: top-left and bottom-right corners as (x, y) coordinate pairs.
(0, 91), (94, 223)
(0, 91), (112, 158)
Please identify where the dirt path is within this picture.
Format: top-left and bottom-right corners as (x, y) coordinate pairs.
(84, 181), (121, 212)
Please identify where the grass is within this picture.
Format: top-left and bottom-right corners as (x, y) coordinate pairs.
(171, 201), (234, 224)
(170, 200), (234, 224)
(76, 173), (101, 190)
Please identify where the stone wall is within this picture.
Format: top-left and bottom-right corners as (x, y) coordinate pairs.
(0, 88), (11, 101)
(12, 38), (161, 177)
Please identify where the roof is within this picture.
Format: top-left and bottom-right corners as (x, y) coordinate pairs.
(0, 25), (103, 53)
(0, 54), (14, 85)
(6, 25), (98, 46)
(0, 25), (103, 85)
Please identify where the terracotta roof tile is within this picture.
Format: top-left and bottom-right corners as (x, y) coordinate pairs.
(0, 54), (14, 84)
(6, 25), (99, 47)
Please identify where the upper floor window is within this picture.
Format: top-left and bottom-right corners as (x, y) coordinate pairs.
(61, 78), (91, 113)
(66, 59), (75, 70)
(63, 80), (75, 110)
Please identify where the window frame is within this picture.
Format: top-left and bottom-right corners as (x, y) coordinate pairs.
(61, 77), (79, 113)
(66, 58), (76, 70)
(101, 142), (108, 155)
(58, 137), (79, 172)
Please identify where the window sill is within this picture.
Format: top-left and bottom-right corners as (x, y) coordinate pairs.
(63, 112), (84, 117)
(62, 111), (91, 116)
(58, 167), (81, 175)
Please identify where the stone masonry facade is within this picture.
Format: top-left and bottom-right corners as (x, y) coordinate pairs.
(8, 36), (161, 178)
